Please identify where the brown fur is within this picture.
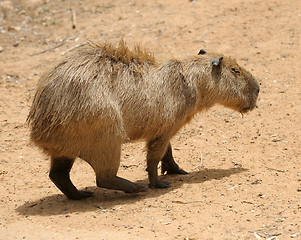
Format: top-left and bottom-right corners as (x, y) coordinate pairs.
(27, 41), (259, 199)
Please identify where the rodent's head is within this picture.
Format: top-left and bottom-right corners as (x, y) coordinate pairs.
(197, 49), (260, 114)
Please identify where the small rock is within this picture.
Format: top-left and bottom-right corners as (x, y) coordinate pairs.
(251, 179), (262, 185)
(291, 233), (300, 238)
(0, 46), (3, 52)
(8, 26), (15, 31)
(13, 41), (19, 47)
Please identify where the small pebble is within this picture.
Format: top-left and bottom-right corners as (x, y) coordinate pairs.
(291, 233), (300, 238)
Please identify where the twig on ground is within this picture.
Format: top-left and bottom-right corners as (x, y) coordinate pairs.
(252, 223), (283, 239)
(232, 161), (242, 167)
(253, 232), (262, 239)
(265, 167), (285, 173)
(172, 200), (205, 204)
(255, 224), (282, 233)
(62, 41), (88, 55)
(197, 29), (208, 40)
(241, 200), (256, 205)
(192, 151), (203, 170)
(71, 9), (76, 29)
(30, 37), (76, 56)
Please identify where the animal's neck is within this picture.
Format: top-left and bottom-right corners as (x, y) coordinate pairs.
(181, 59), (218, 112)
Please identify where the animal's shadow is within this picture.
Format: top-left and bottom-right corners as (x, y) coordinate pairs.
(16, 167), (247, 216)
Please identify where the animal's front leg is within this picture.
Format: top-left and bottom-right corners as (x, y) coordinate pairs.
(161, 143), (188, 175)
(146, 137), (170, 188)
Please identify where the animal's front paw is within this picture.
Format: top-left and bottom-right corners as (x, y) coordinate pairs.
(161, 163), (188, 175)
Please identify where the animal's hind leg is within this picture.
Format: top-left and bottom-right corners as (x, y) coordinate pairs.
(161, 143), (188, 175)
(49, 157), (93, 200)
(84, 137), (146, 194)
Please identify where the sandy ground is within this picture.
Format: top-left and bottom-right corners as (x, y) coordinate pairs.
(0, 0), (300, 239)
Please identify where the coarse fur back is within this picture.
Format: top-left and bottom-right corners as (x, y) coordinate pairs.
(87, 40), (156, 65)
(27, 41), (156, 142)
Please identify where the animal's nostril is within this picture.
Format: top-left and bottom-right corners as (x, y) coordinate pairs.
(257, 88), (260, 94)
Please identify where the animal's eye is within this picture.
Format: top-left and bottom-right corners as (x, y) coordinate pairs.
(231, 68), (240, 74)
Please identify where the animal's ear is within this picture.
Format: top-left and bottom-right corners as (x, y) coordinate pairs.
(198, 49), (207, 55)
(212, 57), (223, 66)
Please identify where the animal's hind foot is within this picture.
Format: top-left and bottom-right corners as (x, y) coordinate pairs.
(97, 176), (147, 194)
(49, 157), (93, 200)
(49, 171), (94, 200)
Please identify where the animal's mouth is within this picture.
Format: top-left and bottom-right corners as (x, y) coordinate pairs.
(240, 107), (251, 113)
(240, 104), (258, 114)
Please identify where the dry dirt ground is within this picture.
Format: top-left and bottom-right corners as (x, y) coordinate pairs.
(0, 0), (300, 239)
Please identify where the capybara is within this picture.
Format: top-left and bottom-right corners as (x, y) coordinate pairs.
(27, 41), (259, 200)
